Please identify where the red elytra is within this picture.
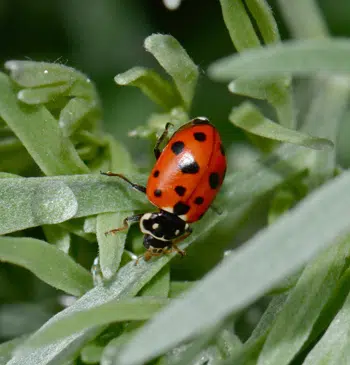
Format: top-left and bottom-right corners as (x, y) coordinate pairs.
(101, 117), (227, 263)
(146, 117), (226, 222)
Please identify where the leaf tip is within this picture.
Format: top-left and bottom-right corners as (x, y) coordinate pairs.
(310, 138), (334, 150)
(4, 60), (18, 72)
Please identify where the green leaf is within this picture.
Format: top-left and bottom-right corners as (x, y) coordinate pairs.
(301, 77), (350, 186)
(229, 102), (333, 150)
(216, 329), (242, 359)
(276, 0), (329, 39)
(169, 281), (195, 298)
(268, 190), (295, 225)
(219, 0), (261, 51)
(115, 67), (181, 110)
(84, 216), (97, 234)
(209, 39), (350, 80)
(0, 336), (26, 364)
(8, 256), (174, 365)
(0, 72), (89, 175)
(42, 225), (71, 253)
(81, 343), (104, 364)
(140, 265), (170, 297)
(221, 294), (288, 365)
(97, 211), (132, 279)
(218, 0), (294, 127)
(116, 169), (350, 365)
(5, 60), (98, 101)
(8, 210), (221, 365)
(224, 143), (309, 207)
(0, 174), (148, 235)
(228, 78), (273, 100)
(0, 237), (93, 296)
(257, 235), (350, 365)
(5, 61), (74, 87)
(0, 303), (52, 338)
(245, 0), (281, 44)
(106, 134), (135, 174)
(59, 98), (99, 137)
(302, 282), (350, 364)
(163, 327), (223, 365)
(0, 178), (78, 234)
(17, 84), (71, 104)
(128, 107), (188, 139)
(26, 297), (170, 347)
(101, 329), (138, 365)
(144, 34), (198, 110)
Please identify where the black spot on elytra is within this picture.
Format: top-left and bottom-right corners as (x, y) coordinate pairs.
(194, 132), (206, 142)
(220, 143), (226, 156)
(171, 141), (185, 155)
(175, 186), (186, 197)
(173, 202), (190, 216)
(153, 170), (160, 178)
(192, 118), (209, 125)
(154, 189), (162, 197)
(179, 160), (200, 174)
(194, 196), (204, 205)
(209, 172), (220, 189)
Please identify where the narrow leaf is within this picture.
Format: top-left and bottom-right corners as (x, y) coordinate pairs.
(219, 0), (261, 51)
(0, 336), (26, 364)
(97, 211), (132, 279)
(303, 283), (350, 364)
(5, 61), (74, 87)
(59, 98), (98, 137)
(0, 174), (147, 235)
(276, 0), (329, 39)
(245, 0), (281, 44)
(0, 304), (52, 338)
(17, 84), (71, 104)
(144, 34), (198, 110)
(257, 236), (350, 365)
(8, 214), (221, 365)
(101, 330), (138, 365)
(5, 60), (98, 101)
(116, 169), (350, 365)
(301, 76), (350, 186)
(209, 39), (350, 80)
(106, 134), (135, 174)
(115, 67), (181, 110)
(0, 179), (78, 234)
(0, 72), (89, 175)
(140, 265), (170, 297)
(220, 294), (288, 365)
(229, 102), (333, 150)
(268, 190), (295, 225)
(81, 344), (103, 364)
(26, 298), (170, 347)
(42, 225), (71, 253)
(218, 0), (293, 127)
(0, 237), (93, 296)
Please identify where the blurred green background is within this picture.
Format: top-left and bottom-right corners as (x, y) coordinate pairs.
(1, 0), (349, 159)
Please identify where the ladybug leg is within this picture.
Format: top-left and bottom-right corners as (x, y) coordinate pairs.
(154, 122), (173, 160)
(134, 248), (161, 265)
(171, 228), (192, 257)
(105, 213), (143, 236)
(100, 171), (146, 194)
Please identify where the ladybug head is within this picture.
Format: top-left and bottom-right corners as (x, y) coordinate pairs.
(140, 210), (188, 243)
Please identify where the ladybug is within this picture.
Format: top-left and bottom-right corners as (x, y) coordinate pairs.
(101, 117), (227, 262)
